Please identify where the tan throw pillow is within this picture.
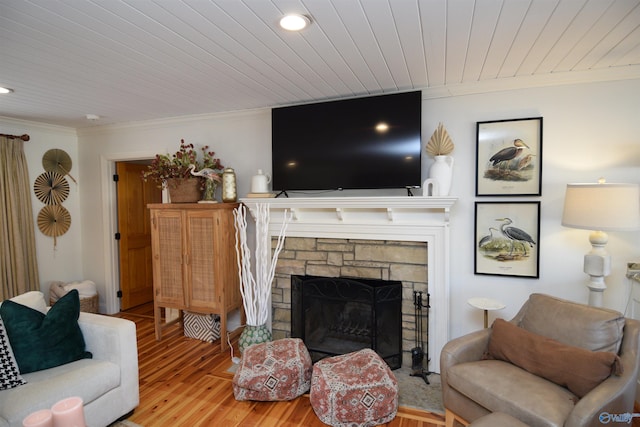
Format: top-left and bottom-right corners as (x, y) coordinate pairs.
(484, 318), (622, 398)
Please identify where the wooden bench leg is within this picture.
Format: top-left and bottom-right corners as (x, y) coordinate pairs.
(445, 408), (469, 427)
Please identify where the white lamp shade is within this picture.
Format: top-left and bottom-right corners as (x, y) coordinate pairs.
(562, 183), (640, 231)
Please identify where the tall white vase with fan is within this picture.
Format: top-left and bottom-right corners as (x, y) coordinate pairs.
(428, 155), (454, 196)
(424, 122), (455, 196)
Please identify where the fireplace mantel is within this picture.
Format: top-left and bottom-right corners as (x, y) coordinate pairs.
(241, 196), (456, 224)
(240, 196), (457, 372)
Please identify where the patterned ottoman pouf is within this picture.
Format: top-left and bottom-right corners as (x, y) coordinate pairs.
(310, 348), (398, 427)
(232, 338), (312, 401)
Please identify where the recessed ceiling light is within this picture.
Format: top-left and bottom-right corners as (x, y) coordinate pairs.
(279, 14), (310, 31)
(0, 87), (14, 94)
(375, 122), (389, 133)
(85, 114), (101, 121)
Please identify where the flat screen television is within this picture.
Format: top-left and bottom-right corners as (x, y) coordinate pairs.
(272, 91), (422, 193)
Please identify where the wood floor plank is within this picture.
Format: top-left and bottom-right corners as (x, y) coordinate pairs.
(115, 305), (445, 427)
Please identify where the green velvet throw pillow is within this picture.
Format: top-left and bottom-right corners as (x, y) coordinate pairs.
(0, 290), (91, 374)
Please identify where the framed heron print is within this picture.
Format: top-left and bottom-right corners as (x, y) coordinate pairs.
(476, 117), (543, 196)
(474, 201), (540, 278)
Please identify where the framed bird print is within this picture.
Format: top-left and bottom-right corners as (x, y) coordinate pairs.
(475, 117), (543, 196)
(474, 201), (540, 278)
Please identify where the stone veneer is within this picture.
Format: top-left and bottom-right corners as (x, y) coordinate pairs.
(271, 236), (428, 368)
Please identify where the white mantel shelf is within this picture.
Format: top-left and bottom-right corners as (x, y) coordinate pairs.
(239, 196), (457, 373)
(240, 196), (457, 224)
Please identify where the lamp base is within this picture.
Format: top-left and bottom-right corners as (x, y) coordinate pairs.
(583, 234), (611, 307)
(587, 282), (605, 307)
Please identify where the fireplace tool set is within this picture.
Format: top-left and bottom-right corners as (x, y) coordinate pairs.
(410, 291), (430, 384)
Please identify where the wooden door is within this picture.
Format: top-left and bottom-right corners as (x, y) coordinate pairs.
(116, 162), (162, 310)
(185, 209), (219, 312)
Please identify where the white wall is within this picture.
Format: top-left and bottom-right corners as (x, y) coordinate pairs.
(75, 110), (271, 312)
(424, 79), (640, 339)
(0, 118), (82, 294)
(3, 78), (639, 340)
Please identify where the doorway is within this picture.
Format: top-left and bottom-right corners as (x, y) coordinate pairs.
(116, 161), (162, 310)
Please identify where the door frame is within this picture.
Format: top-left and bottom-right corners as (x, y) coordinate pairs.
(100, 151), (167, 314)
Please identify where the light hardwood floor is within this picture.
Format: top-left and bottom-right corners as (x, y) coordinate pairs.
(115, 304), (445, 427)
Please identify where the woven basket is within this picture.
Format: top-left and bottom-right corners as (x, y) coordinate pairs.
(167, 178), (201, 203)
(49, 294), (99, 313)
(79, 294), (99, 313)
(49, 281), (99, 313)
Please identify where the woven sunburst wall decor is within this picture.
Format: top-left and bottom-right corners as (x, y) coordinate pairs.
(42, 148), (77, 184)
(34, 171), (69, 205)
(37, 205), (71, 248)
(36, 148), (75, 248)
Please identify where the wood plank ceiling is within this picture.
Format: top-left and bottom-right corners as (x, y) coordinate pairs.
(1, 0), (639, 128)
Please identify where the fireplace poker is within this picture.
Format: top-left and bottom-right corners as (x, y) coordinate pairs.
(410, 291), (424, 378)
(410, 291), (430, 384)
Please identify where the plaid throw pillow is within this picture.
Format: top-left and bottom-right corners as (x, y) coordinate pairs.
(0, 318), (26, 390)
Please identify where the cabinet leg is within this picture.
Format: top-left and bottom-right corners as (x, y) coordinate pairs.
(154, 304), (162, 341)
(220, 313), (227, 352)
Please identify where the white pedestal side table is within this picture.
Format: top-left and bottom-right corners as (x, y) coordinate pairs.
(467, 297), (506, 328)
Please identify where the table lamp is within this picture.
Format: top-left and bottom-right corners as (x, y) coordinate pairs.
(561, 180), (640, 307)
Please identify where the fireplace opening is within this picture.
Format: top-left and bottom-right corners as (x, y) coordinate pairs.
(291, 275), (402, 369)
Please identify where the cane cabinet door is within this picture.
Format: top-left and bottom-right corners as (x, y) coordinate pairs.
(185, 209), (220, 312)
(151, 209), (186, 307)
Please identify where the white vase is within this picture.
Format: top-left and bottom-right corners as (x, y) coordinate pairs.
(428, 155), (454, 196)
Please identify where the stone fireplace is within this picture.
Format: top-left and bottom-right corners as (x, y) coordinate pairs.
(273, 237), (426, 367)
(240, 196), (456, 373)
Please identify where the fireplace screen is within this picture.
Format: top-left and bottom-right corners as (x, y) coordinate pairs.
(291, 275), (402, 369)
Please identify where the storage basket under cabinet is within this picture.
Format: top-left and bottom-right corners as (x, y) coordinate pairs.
(183, 311), (221, 342)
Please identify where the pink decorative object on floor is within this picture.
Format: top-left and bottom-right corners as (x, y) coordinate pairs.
(310, 348), (398, 427)
(233, 338), (312, 401)
(51, 397), (85, 427)
(22, 409), (53, 427)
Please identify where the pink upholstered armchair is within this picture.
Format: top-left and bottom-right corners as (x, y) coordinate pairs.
(440, 293), (640, 427)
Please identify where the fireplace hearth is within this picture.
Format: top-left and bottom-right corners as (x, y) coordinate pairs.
(291, 274), (402, 369)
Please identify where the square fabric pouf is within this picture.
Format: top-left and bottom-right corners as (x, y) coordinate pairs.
(233, 338), (312, 401)
(310, 348), (398, 427)
(183, 311), (221, 343)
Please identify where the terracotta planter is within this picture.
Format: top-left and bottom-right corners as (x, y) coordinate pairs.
(167, 178), (201, 203)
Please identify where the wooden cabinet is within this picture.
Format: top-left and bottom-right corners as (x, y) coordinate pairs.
(148, 203), (243, 350)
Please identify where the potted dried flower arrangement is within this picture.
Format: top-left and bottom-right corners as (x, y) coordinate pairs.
(142, 139), (224, 203)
